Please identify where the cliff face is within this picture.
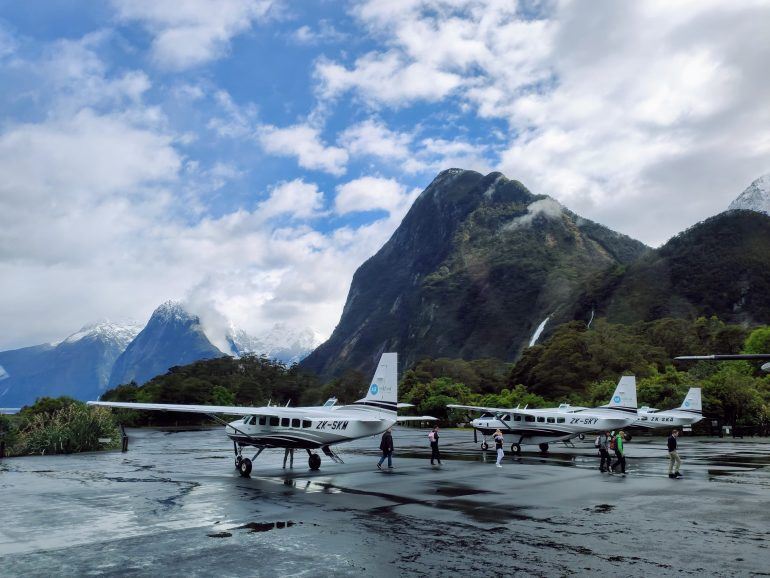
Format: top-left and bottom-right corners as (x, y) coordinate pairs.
(301, 169), (649, 380)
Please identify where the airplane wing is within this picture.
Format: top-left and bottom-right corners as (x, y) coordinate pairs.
(446, 404), (511, 413)
(395, 415), (437, 422)
(675, 354), (770, 360)
(86, 401), (383, 422)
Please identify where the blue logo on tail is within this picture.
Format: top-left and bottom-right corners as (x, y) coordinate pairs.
(613, 395), (621, 403)
(684, 400), (690, 407)
(370, 383), (378, 395)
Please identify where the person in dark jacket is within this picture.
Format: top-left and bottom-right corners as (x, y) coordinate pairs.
(377, 428), (394, 469)
(667, 429), (682, 478)
(429, 425), (441, 465)
(597, 431), (612, 473)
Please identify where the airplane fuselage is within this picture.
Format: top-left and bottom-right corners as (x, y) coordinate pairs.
(472, 408), (635, 446)
(631, 409), (703, 430)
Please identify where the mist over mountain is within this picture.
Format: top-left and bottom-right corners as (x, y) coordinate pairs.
(0, 321), (141, 407)
(301, 169), (649, 380)
(226, 323), (323, 365)
(107, 301), (224, 388)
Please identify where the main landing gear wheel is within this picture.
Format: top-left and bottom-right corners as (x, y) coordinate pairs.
(239, 458), (252, 477)
(235, 455), (242, 469)
(539, 443), (549, 453)
(308, 453), (322, 471)
(511, 443), (521, 454)
(481, 442), (489, 451)
(578, 433), (585, 441)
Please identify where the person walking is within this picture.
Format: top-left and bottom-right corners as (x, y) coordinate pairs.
(597, 431), (612, 473)
(668, 429), (682, 478)
(377, 427), (394, 470)
(282, 448), (294, 469)
(493, 429), (504, 468)
(429, 425), (442, 465)
(610, 430), (627, 476)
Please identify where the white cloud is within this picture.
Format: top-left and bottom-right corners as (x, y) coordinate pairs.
(258, 123), (348, 175)
(111, 0), (280, 70)
(259, 179), (325, 220)
(334, 176), (419, 216)
(338, 119), (412, 161)
(291, 20), (347, 45)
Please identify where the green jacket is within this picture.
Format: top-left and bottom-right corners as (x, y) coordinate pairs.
(615, 434), (624, 455)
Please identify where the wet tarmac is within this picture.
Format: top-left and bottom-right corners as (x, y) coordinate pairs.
(2, 428), (770, 576)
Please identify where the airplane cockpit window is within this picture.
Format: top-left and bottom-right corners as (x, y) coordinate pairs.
(242, 416), (250, 423)
(269, 416), (279, 426)
(258, 416), (266, 425)
(525, 415), (535, 422)
(248, 415), (257, 425)
(281, 417), (290, 427)
(503, 414), (511, 421)
(322, 397), (338, 408)
(480, 412), (494, 419)
(291, 418), (300, 428)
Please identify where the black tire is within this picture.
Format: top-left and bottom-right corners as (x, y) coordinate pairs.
(481, 442), (489, 451)
(578, 433), (585, 441)
(235, 455), (242, 469)
(239, 458), (252, 477)
(539, 443), (549, 453)
(512, 443), (521, 454)
(308, 453), (322, 470)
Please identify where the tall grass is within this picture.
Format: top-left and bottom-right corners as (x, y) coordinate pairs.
(11, 405), (120, 455)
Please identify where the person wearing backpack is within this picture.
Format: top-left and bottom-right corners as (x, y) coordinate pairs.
(610, 430), (627, 476)
(429, 425), (442, 465)
(668, 429), (682, 479)
(596, 431), (612, 473)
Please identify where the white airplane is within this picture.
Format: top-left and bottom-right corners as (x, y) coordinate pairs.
(89, 353), (433, 476)
(448, 376), (638, 454)
(632, 387), (703, 430)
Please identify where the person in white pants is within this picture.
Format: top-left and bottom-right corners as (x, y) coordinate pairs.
(494, 429), (504, 467)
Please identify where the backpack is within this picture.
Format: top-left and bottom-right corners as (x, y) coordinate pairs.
(428, 431), (435, 442)
(594, 435), (601, 448)
(609, 436), (617, 451)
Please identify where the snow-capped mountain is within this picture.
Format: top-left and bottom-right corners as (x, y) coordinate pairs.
(226, 323), (323, 365)
(729, 174), (770, 215)
(0, 321), (142, 407)
(108, 301), (224, 388)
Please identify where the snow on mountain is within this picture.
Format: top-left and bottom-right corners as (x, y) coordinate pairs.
(728, 174), (770, 215)
(61, 320), (142, 348)
(227, 323), (323, 364)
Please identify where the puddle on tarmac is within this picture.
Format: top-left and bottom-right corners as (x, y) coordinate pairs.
(233, 521), (297, 533)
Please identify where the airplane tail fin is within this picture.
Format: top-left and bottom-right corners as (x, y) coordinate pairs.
(355, 352), (398, 411)
(679, 387), (702, 414)
(606, 375), (637, 413)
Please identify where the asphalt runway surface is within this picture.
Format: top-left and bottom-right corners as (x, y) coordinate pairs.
(1, 427), (770, 577)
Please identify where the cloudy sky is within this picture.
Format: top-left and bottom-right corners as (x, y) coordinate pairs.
(1, 0), (769, 351)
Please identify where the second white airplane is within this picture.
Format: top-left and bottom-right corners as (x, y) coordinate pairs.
(448, 376), (639, 453)
(632, 387), (703, 430)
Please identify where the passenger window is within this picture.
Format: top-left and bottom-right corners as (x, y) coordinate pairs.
(547, 417), (555, 423)
(525, 415), (535, 422)
(302, 420), (311, 428)
(258, 416), (266, 425)
(269, 416), (279, 426)
(291, 419), (300, 428)
(536, 416), (545, 423)
(514, 415), (521, 422)
(556, 417), (565, 423)
(281, 418), (289, 427)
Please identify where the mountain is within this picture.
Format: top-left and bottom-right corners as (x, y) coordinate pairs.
(226, 323), (323, 365)
(301, 169), (649, 380)
(108, 301), (224, 388)
(572, 209), (770, 326)
(0, 321), (141, 407)
(729, 174), (770, 215)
